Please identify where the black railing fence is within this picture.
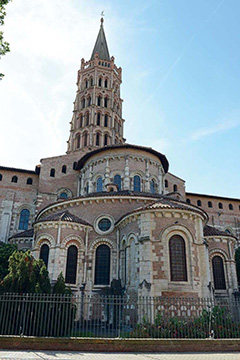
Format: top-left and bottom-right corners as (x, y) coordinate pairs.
(0, 293), (240, 338)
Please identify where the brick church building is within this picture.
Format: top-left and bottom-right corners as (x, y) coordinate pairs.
(0, 19), (239, 299)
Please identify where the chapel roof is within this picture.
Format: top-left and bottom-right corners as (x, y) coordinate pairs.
(203, 224), (236, 238)
(9, 228), (34, 240)
(116, 196), (208, 224)
(35, 210), (91, 226)
(76, 144), (169, 173)
(90, 18), (110, 61)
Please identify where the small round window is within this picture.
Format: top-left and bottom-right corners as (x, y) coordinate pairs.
(98, 218), (111, 232)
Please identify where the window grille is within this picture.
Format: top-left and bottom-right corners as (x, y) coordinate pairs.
(19, 209), (30, 230)
(169, 235), (187, 281)
(65, 245), (78, 284)
(95, 244), (110, 285)
(212, 256), (226, 290)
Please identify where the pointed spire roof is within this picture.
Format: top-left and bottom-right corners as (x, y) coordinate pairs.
(91, 18), (110, 61)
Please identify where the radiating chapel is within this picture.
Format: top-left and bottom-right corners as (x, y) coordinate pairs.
(0, 19), (239, 299)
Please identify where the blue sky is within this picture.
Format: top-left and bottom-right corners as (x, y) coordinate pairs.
(0, 0), (239, 198)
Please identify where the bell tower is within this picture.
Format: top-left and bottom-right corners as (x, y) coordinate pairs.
(67, 18), (125, 154)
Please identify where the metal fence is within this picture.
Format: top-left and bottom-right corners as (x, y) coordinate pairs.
(0, 293), (240, 339)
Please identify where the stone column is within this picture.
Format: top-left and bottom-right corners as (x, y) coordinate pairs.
(158, 166), (163, 194)
(104, 158), (110, 186)
(88, 164), (94, 193)
(145, 160), (150, 192)
(124, 156), (130, 190)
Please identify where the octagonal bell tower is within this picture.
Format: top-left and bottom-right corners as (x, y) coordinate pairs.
(67, 18), (125, 154)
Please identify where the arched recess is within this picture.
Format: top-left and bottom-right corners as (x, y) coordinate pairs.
(120, 237), (127, 286)
(61, 235), (84, 250)
(209, 249), (229, 291)
(160, 224), (194, 285)
(35, 234), (55, 250)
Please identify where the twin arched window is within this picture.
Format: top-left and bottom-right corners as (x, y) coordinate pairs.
(97, 113), (101, 126)
(114, 174), (121, 191)
(212, 256), (226, 290)
(96, 177), (103, 192)
(19, 209), (30, 230)
(65, 245), (78, 284)
(40, 244), (49, 269)
(97, 96), (102, 106)
(169, 235), (187, 281)
(95, 244), (110, 285)
(133, 175), (141, 192)
(104, 114), (108, 127)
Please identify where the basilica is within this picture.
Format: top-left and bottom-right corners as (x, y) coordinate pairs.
(0, 19), (239, 299)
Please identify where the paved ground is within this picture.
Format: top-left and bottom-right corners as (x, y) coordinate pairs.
(0, 352), (239, 360)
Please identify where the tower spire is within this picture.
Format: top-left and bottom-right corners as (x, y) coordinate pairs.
(90, 17), (110, 61)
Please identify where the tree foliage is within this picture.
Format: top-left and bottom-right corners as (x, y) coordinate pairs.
(0, 0), (11, 79)
(52, 272), (71, 294)
(0, 242), (17, 280)
(2, 250), (51, 293)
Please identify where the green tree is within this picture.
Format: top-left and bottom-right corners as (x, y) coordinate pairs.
(0, 242), (16, 280)
(0, 0), (11, 80)
(52, 272), (71, 294)
(2, 250), (51, 293)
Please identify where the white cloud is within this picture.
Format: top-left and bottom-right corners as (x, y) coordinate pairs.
(191, 119), (240, 141)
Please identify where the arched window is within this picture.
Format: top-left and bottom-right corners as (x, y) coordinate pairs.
(133, 175), (141, 192)
(186, 198), (191, 204)
(104, 79), (108, 88)
(73, 161), (77, 170)
(150, 179), (156, 194)
(19, 209), (30, 230)
(98, 78), (102, 87)
(104, 114), (108, 127)
(84, 133), (88, 147)
(40, 244), (49, 269)
(96, 177), (103, 192)
(169, 235), (187, 281)
(104, 134), (108, 146)
(0, 174), (2, 181)
(65, 245), (78, 284)
(90, 77), (93, 86)
(114, 174), (121, 191)
(95, 244), (110, 285)
(88, 97), (91, 106)
(85, 79), (88, 88)
(165, 179), (168, 188)
(79, 115), (83, 128)
(218, 202), (223, 209)
(85, 113), (89, 126)
(97, 113), (101, 126)
(62, 165), (67, 174)
(50, 169), (55, 177)
(59, 192), (68, 199)
(197, 200), (202, 206)
(86, 182), (89, 194)
(11, 176), (18, 183)
(97, 96), (102, 106)
(82, 98), (85, 108)
(208, 201), (212, 208)
(26, 177), (33, 185)
(96, 133), (100, 146)
(76, 134), (80, 149)
(104, 97), (108, 108)
(173, 184), (177, 192)
(229, 204), (233, 210)
(212, 256), (226, 290)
